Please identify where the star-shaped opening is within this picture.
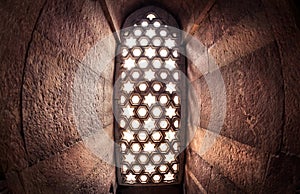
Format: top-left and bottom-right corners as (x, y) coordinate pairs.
(143, 93), (156, 107)
(124, 152), (136, 164)
(122, 104), (134, 118)
(123, 57), (136, 70)
(122, 129), (135, 142)
(143, 141), (155, 152)
(166, 82), (176, 93)
(123, 81), (134, 93)
(164, 38), (175, 49)
(144, 69), (155, 81)
(165, 58), (176, 71)
(125, 37), (137, 48)
(145, 47), (156, 59)
(165, 106), (176, 118)
(143, 117), (156, 132)
(145, 28), (156, 39)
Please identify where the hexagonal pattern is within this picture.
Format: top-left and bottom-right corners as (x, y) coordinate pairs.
(151, 106), (163, 118)
(132, 47), (143, 57)
(151, 131), (163, 142)
(131, 69), (142, 80)
(152, 58), (163, 69)
(130, 94), (141, 105)
(138, 154), (149, 164)
(116, 9), (184, 185)
(159, 94), (169, 105)
(152, 154), (163, 164)
(137, 131), (148, 142)
(152, 37), (162, 46)
(139, 36), (150, 46)
(139, 175), (148, 183)
(152, 174), (162, 183)
(158, 165), (169, 173)
(152, 82), (162, 92)
(159, 143), (170, 153)
(138, 58), (149, 68)
(159, 47), (169, 57)
(137, 106), (148, 118)
(131, 143), (141, 153)
(138, 82), (148, 91)
(130, 119), (141, 130)
(132, 165), (142, 173)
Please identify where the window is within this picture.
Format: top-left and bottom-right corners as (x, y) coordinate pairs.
(114, 6), (186, 187)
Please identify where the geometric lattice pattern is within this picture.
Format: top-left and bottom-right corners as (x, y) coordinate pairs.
(115, 11), (184, 185)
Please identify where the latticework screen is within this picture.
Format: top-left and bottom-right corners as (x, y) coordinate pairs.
(114, 6), (186, 186)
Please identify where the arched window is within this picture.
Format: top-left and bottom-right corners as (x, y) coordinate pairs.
(114, 5), (186, 191)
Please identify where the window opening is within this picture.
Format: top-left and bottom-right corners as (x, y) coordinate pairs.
(114, 6), (186, 186)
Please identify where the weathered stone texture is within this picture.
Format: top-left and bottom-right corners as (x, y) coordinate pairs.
(263, 0), (300, 155)
(36, 0), (112, 61)
(190, 128), (269, 192)
(261, 154), (300, 193)
(23, 32), (81, 164)
(106, 0), (209, 31)
(186, 149), (211, 191)
(208, 10), (274, 70)
(208, 168), (243, 194)
(21, 142), (114, 193)
(0, 0), (44, 173)
(186, 39), (209, 82)
(0, 0), (299, 193)
(217, 0), (264, 35)
(76, 159), (115, 194)
(194, 42), (284, 153)
(5, 171), (26, 193)
(185, 172), (206, 194)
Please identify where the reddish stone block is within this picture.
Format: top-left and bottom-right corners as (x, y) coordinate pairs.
(36, 0), (112, 61)
(195, 42), (284, 153)
(23, 32), (81, 164)
(262, 154), (300, 193)
(186, 149), (212, 191)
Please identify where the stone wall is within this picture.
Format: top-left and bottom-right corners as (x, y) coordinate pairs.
(0, 0), (115, 193)
(185, 0), (300, 193)
(0, 0), (299, 193)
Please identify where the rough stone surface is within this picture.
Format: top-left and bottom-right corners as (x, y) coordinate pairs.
(185, 172), (206, 194)
(36, 0), (112, 61)
(76, 160), (115, 194)
(103, 79), (114, 126)
(208, 9), (274, 70)
(186, 149), (211, 191)
(263, 0), (300, 156)
(0, 0), (299, 193)
(21, 142), (114, 193)
(0, 0), (44, 173)
(204, 3), (223, 47)
(261, 154), (300, 193)
(208, 167), (243, 194)
(217, 0), (264, 37)
(191, 128), (269, 193)
(194, 42), (284, 153)
(106, 0), (208, 31)
(23, 32), (81, 164)
(5, 171), (26, 193)
(186, 39), (209, 82)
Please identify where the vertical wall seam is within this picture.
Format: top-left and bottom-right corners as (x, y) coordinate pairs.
(187, 170), (208, 194)
(99, 0), (120, 44)
(20, 0), (48, 164)
(206, 165), (213, 194)
(183, 0), (216, 44)
(261, 1), (286, 154)
(259, 153), (272, 193)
